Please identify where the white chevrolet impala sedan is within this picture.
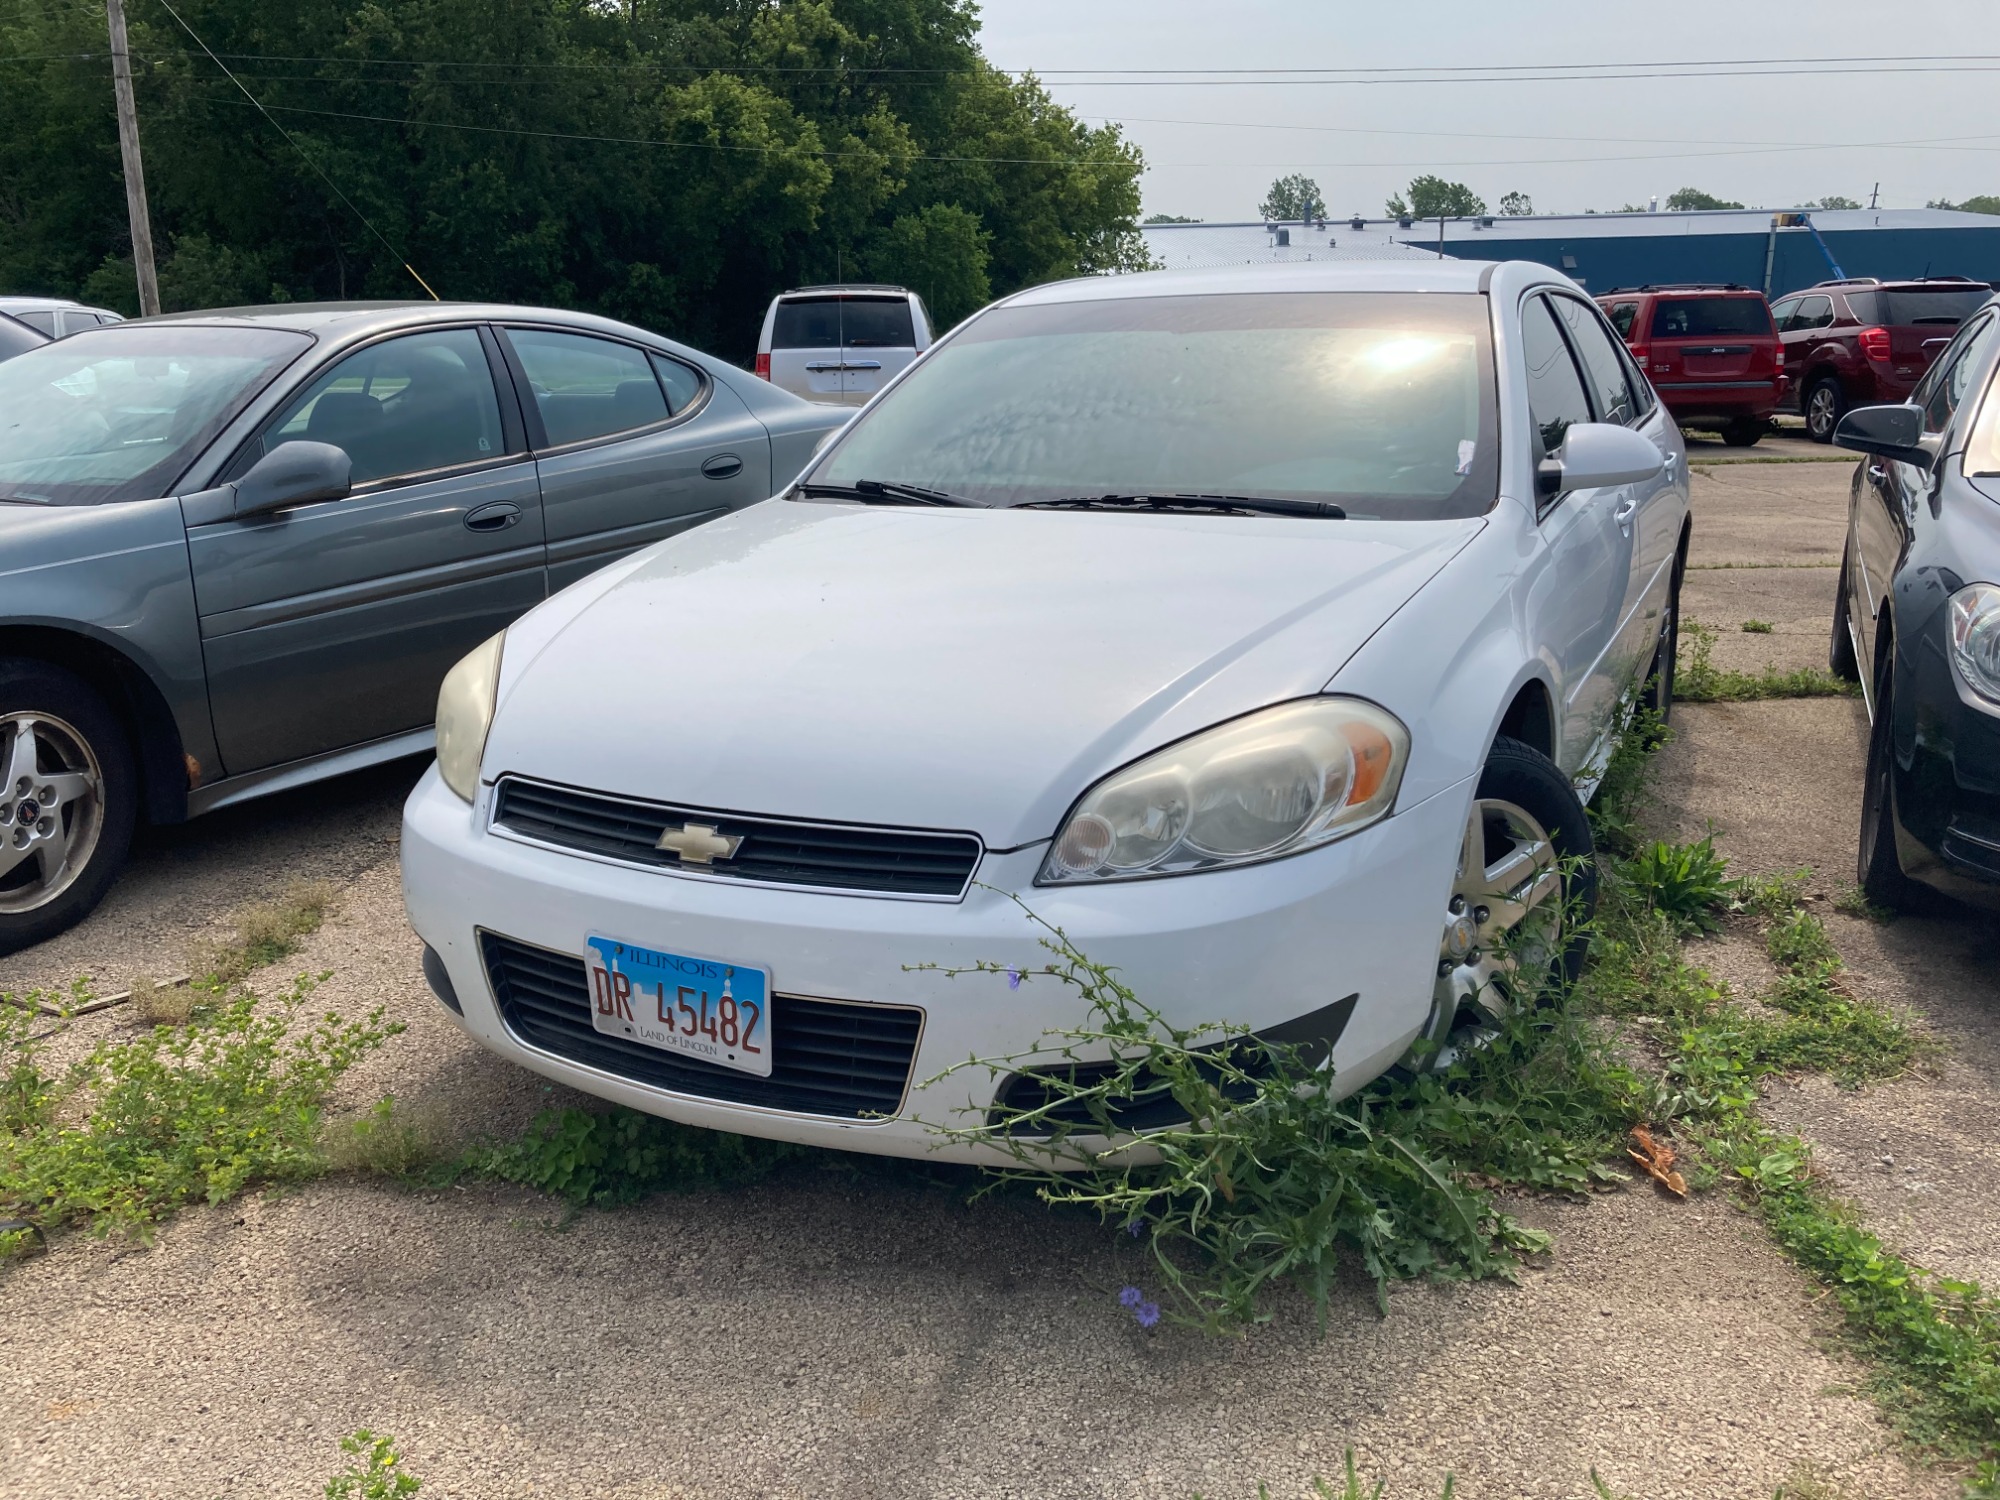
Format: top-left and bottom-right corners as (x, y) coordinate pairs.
(400, 260), (1689, 1159)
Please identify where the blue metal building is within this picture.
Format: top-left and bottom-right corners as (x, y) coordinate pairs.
(1141, 208), (2000, 296)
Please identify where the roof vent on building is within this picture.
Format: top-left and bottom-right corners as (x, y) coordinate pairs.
(1328, 237), (1337, 247)
(1479, 216), (1494, 229)
(1350, 215), (1366, 231)
(1397, 214), (1413, 229)
(1275, 228), (1290, 246)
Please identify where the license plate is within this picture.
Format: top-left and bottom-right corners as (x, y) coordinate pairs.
(583, 936), (773, 1078)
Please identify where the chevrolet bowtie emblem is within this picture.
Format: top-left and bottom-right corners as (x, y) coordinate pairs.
(654, 821), (744, 865)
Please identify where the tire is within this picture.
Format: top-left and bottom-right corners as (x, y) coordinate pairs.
(1722, 419), (1764, 448)
(0, 662), (137, 956)
(1829, 544), (1860, 682)
(1804, 374), (1846, 444)
(1418, 737), (1598, 1065)
(1642, 540), (1684, 724)
(1857, 639), (1921, 911)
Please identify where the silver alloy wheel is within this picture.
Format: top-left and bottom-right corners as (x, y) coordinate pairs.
(1807, 382), (1839, 438)
(1424, 796), (1565, 1062)
(0, 713), (105, 915)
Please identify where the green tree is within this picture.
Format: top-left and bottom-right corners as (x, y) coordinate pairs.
(1812, 195), (1862, 210)
(1930, 195), (2000, 215)
(1394, 175), (1486, 219)
(0, 0), (1146, 359)
(1498, 191), (1533, 216)
(1666, 187), (1745, 211)
(1258, 174), (1326, 221)
(1144, 213), (1201, 224)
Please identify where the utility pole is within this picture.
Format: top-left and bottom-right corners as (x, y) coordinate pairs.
(1869, 182), (1880, 210)
(104, 0), (160, 316)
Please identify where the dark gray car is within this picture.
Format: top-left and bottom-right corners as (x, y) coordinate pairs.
(0, 301), (845, 953)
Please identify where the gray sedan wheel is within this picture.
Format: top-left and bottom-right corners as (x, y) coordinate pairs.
(0, 663), (135, 955)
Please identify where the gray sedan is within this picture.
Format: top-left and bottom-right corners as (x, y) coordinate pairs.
(0, 301), (845, 953)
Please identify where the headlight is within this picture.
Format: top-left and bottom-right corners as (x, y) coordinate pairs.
(1038, 698), (1409, 884)
(1949, 583), (2000, 705)
(436, 631), (505, 802)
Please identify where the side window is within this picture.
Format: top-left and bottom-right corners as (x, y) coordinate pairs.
(649, 352), (705, 415)
(1553, 295), (1639, 426)
(15, 310), (56, 336)
(1768, 296), (1801, 332)
(509, 329), (669, 447)
(1919, 315), (1997, 436)
(1606, 302), (1639, 339)
(1521, 296), (1594, 463)
(1795, 295), (1834, 332)
(255, 327), (504, 486)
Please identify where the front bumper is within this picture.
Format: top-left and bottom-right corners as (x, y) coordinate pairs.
(400, 766), (1470, 1159)
(1893, 638), (2000, 910)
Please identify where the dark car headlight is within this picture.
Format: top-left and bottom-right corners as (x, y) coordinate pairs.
(1949, 583), (2000, 707)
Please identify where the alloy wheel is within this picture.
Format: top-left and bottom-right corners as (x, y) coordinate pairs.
(1807, 383), (1839, 439)
(1424, 796), (1565, 1064)
(0, 713), (106, 915)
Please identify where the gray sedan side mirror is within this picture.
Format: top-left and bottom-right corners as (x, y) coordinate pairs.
(1539, 422), (1666, 497)
(1834, 404), (1933, 468)
(233, 440), (352, 519)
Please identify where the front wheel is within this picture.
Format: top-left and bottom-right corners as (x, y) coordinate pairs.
(1857, 645), (1921, 910)
(1722, 419), (1764, 448)
(1418, 737), (1598, 1067)
(1804, 375), (1846, 443)
(0, 662), (137, 956)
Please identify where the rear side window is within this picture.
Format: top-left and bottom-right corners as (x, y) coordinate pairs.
(1521, 296), (1593, 461)
(509, 328), (668, 446)
(14, 310), (55, 336)
(1553, 296), (1639, 426)
(1792, 295), (1835, 331)
(839, 299), (915, 348)
(1650, 298), (1773, 338)
(649, 353), (704, 415)
(1605, 302), (1639, 338)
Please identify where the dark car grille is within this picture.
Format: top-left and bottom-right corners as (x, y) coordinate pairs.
(492, 778), (982, 898)
(480, 932), (923, 1119)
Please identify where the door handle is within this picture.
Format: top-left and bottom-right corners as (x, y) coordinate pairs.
(462, 501), (521, 533)
(701, 453), (743, 480)
(1866, 463), (1887, 484)
(1661, 451), (1679, 477)
(1613, 495), (1638, 536)
(804, 361), (841, 373)
(843, 360), (883, 371)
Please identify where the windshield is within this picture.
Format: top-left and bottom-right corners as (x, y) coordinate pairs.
(808, 291), (1499, 519)
(0, 325), (310, 504)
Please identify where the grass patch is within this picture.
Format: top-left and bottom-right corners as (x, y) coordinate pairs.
(1677, 621), (1859, 703)
(325, 1429), (421, 1498)
(462, 1105), (800, 1206)
(191, 878), (339, 992)
(1742, 619), (1775, 634)
(0, 974), (401, 1244)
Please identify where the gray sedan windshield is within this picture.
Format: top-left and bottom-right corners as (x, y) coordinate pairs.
(811, 291), (1499, 519)
(0, 326), (309, 504)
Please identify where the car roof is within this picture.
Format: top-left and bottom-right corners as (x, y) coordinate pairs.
(778, 284), (911, 298)
(131, 300), (697, 346)
(0, 295), (86, 312)
(1001, 259), (1502, 308)
(1597, 284), (1761, 298)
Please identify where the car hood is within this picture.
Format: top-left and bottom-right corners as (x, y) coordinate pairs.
(485, 499), (1482, 846)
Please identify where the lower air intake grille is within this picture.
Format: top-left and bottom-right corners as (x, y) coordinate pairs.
(491, 778), (982, 898)
(480, 932), (922, 1119)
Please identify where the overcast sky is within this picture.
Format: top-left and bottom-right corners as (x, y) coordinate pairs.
(977, 0), (2000, 221)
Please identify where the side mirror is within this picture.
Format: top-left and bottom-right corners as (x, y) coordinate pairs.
(232, 440), (351, 518)
(1833, 404), (1932, 467)
(1538, 422), (1665, 497)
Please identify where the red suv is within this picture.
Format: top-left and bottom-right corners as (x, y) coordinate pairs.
(1770, 276), (1993, 442)
(1596, 284), (1785, 447)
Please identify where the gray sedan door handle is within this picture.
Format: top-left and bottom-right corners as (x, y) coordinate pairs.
(462, 501), (521, 533)
(701, 453), (743, 480)
(1614, 495), (1639, 536)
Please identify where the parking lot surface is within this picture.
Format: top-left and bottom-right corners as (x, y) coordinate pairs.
(4, 457), (1994, 1499)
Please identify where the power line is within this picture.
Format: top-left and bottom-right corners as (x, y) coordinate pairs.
(147, 0), (439, 298)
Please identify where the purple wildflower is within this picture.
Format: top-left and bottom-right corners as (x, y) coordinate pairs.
(1006, 967), (1022, 990)
(1126, 1219), (1144, 1238)
(1118, 1285), (1142, 1308)
(1136, 1301), (1162, 1329)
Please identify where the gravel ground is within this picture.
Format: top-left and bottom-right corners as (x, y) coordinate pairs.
(1, 458), (1986, 1500)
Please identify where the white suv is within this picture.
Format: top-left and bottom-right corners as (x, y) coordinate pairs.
(754, 284), (932, 406)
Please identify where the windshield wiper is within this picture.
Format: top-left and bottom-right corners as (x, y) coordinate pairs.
(796, 479), (977, 508)
(1017, 492), (1348, 520)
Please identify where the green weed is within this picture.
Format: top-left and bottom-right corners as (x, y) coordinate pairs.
(0, 974), (400, 1243)
(191, 878), (339, 992)
(1619, 834), (1742, 932)
(324, 1094), (445, 1180)
(324, 1429), (421, 1499)
(1742, 619), (1775, 634)
(466, 1105), (799, 1206)
(1677, 621), (1859, 703)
